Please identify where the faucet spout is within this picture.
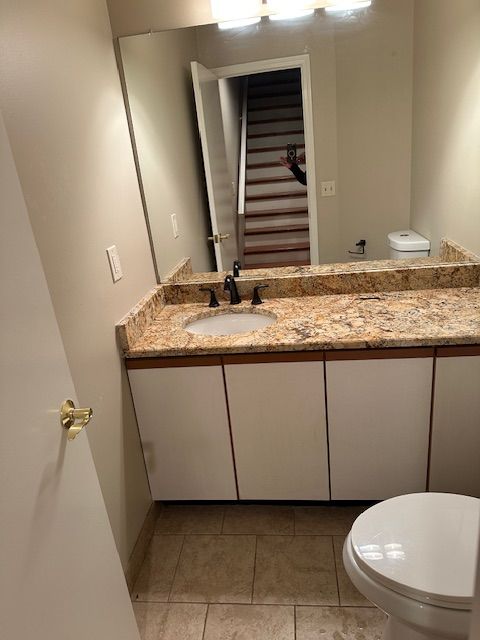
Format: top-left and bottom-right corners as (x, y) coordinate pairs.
(223, 275), (241, 305)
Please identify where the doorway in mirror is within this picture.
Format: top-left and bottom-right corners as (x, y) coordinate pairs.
(192, 62), (312, 272)
(243, 69), (311, 269)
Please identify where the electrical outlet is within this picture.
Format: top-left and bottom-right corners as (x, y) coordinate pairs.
(171, 213), (179, 239)
(321, 180), (336, 197)
(106, 245), (123, 283)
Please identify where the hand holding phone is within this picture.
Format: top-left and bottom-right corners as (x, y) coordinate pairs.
(286, 143), (297, 164)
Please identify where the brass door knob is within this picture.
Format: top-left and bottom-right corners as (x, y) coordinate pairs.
(208, 233), (231, 244)
(60, 399), (93, 441)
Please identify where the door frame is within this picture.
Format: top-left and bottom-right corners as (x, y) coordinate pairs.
(212, 54), (320, 265)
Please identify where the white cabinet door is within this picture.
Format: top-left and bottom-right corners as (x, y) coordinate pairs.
(327, 356), (433, 500)
(430, 355), (480, 498)
(224, 360), (329, 500)
(128, 365), (237, 500)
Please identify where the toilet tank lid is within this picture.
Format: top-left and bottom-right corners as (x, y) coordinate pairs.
(388, 230), (430, 251)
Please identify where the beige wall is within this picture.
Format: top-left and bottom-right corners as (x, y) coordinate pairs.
(107, 0), (214, 38)
(0, 0), (155, 568)
(196, 0), (414, 262)
(120, 30), (214, 279)
(411, 0), (480, 257)
(335, 0), (414, 260)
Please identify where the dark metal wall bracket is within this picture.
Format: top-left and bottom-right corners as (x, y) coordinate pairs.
(349, 239), (366, 255)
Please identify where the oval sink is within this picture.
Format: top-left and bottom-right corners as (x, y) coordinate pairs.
(185, 312), (275, 336)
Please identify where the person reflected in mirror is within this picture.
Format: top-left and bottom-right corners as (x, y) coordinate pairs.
(280, 152), (307, 186)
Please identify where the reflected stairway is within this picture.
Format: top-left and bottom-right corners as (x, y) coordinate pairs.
(243, 69), (310, 270)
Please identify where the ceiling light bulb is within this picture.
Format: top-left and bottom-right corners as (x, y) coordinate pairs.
(218, 16), (261, 30)
(211, 0), (262, 22)
(325, 0), (372, 12)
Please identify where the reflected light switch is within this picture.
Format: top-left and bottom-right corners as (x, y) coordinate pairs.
(106, 245), (123, 283)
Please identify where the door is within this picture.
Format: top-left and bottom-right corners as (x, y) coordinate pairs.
(326, 355), (433, 500)
(0, 115), (140, 639)
(191, 61), (238, 270)
(224, 359), (329, 500)
(128, 364), (237, 500)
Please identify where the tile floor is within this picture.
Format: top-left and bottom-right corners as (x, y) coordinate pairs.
(132, 504), (386, 640)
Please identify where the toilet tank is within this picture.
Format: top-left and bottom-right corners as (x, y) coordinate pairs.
(387, 230), (430, 259)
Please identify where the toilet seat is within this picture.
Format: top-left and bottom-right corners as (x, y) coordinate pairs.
(350, 493), (480, 610)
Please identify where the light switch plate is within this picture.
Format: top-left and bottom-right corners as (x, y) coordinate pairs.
(106, 245), (123, 283)
(321, 180), (336, 197)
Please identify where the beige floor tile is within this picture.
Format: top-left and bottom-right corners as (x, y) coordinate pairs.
(155, 505), (224, 534)
(223, 505), (294, 535)
(133, 602), (207, 640)
(204, 604), (294, 640)
(253, 536), (338, 605)
(333, 536), (374, 607)
(295, 505), (368, 535)
(132, 535), (184, 602)
(170, 534), (256, 603)
(296, 606), (386, 640)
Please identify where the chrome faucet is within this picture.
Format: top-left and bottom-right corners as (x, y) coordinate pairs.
(224, 275), (241, 305)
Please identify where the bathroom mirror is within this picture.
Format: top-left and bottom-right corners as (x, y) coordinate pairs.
(117, 0), (480, 280)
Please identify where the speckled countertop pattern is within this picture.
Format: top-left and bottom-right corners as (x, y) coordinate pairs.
(164, 239), (478, 284)
(124, 287), (480, 358)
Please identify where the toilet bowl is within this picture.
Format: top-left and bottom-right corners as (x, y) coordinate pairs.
(343, 493), (480, 640)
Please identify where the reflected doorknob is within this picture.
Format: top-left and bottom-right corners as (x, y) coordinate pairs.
(60, 399), (93, 441)
(208, 233), (231, 244)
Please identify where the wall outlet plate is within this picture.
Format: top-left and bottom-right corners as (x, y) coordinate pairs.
(321, 180), (336, 197)
(106, 245), (123, 283)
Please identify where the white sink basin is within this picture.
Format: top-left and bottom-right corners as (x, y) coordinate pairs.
(185, 312), (275, 336)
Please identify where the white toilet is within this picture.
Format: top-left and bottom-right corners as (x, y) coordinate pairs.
(343, 493), (480, 640)
(388, 230), (431, 259)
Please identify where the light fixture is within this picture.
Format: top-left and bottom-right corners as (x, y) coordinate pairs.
(267, 0), (315, 21)
(267, 0), (313, 9)
(210, 0), (262, 22)
(218, 16), (261, 30)
(269, 9), (315, 21)
(325, 0), (372, 12)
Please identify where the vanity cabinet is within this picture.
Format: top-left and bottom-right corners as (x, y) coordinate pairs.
(127, 346), (478, 502)
(224, 355), (329, 500)
(127, 360), (237, 500)
(326, 350), (434, 500)
(429, 348), (480, 498)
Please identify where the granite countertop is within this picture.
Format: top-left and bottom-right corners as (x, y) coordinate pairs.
(123, 287), (480, 358)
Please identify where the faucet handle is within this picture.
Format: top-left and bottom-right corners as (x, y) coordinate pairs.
(223, 274), (233, 291)
(251, 284), (269, 305)
(200, 287), (220, 308)
(233, 260), (241, 278)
